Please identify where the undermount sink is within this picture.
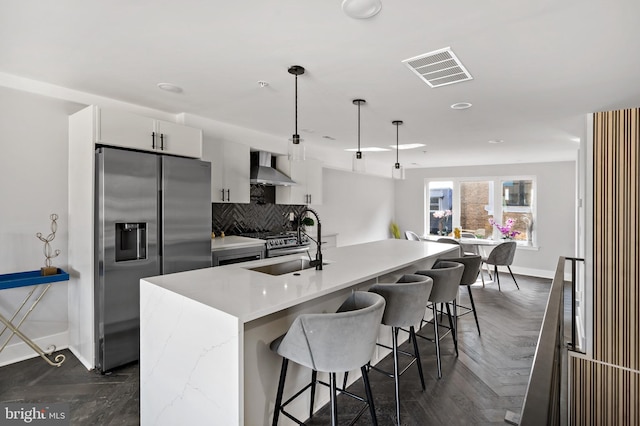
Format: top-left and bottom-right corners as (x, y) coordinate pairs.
(247, 258), (329, 276)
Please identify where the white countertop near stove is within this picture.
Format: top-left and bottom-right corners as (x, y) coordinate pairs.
(210, 235), (265, 251)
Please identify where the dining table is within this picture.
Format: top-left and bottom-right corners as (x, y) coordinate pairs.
(421, 235), (504, 280)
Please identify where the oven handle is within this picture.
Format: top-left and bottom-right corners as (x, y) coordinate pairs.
(267, 246), (310, 257)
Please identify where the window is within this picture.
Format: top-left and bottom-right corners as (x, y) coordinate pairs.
(424, 176), (536, 245)
(459, 180), (493, 238)
(501, 179), (534, 243)
(428, 181), (453, 235)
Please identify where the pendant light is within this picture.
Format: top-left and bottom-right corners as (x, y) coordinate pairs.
(391, 120), (405, 180)
(352, 99), (366, 173)
(288, 65), (305, 161)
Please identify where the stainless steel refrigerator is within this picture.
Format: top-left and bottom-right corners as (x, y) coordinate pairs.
(95, 146), (212, 373)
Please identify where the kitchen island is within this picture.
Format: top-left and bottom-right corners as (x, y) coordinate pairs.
(139, 239), (459, 426)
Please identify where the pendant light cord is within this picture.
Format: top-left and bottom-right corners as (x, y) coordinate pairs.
(392, 120), (403, 168)
(357, 101), (361, 152)
(396, 122), (399, 164)
(288, 65), (304, 145)
(294, 74), (298, 138)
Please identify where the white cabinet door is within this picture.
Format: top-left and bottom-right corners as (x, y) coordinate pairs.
(304, 158), (323, 205)
(97, 108), (156, 152)
(155, 121), (202, 158)
(276, 157), (322, 205)
(223, 141), (250, 203)
(203, 139), (225, 202)
(287, 160), (310, 205)
(203, 140), (250, 203)
(97, 107), (202, 158)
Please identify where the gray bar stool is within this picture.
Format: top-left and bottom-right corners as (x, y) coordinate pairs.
(440, 255), (483, 335)
(368, 274), (433, 426)
(270, 291), (386, 426)
(415, 261), (465, 378)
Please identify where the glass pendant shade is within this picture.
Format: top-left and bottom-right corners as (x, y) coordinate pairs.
(352, 151), (366, 173)
(392, 162), (405, 180)
(289, 135), (305, 162)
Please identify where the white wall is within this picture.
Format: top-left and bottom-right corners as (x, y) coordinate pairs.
(0, 86), (83, 366)
(394, 161), (576, 277)
(313, 168), (395, 247)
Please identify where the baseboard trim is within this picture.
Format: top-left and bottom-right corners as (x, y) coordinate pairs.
(68, 345), (94, 371)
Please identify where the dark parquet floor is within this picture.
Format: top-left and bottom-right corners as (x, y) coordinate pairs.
(0, 273), (551, 425)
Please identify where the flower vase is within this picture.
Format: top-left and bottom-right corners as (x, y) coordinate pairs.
(438, 221), (444, 235)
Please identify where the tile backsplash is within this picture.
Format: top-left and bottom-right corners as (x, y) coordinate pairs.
(212, 185), (305, 235)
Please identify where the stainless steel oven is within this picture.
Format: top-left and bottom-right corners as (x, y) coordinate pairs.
(239, 232), (310, 258)
(212, 245), (265, 266)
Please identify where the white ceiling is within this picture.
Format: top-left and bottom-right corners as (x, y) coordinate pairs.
(2, 0), (639, 169)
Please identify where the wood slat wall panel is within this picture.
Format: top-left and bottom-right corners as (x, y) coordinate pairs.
(573, 108), (640, 425)
(592, 108), (640, 369)
(570, 356), (639, 426)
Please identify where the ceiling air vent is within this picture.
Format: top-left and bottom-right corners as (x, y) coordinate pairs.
(402, 47), (473, 88)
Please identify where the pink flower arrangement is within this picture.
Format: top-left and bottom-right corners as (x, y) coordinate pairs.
(489, 217), (520, 239)
(432, 210), (452, 219)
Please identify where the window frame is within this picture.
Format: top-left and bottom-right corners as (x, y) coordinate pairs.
(424, 175), (537, 247)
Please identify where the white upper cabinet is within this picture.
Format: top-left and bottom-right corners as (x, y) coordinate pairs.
(155, 120), (202, 158)
(96, 107), (202, 158)
(202, 139), (250, 203)
(275, 157), (323, 205)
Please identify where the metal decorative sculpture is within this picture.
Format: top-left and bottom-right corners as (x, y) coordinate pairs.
(36, 213), (61, 276)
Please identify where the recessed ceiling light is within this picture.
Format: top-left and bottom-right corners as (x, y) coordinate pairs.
(344, 147), (390, 152)
(451, 102), (472, 110)
(570, 137), (581, 143)
(157, 83), (183, 93)
(389, 143), (426, 150)
(257, 80), (269, 88)
(488, 139), (504, 144)
(341, 0), (382, 19)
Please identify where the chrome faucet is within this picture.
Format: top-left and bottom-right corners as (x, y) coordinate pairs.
(297, 208), (323, 270)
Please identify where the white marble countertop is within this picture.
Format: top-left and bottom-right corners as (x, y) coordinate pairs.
(143, 239), (457, 323)
(211, 235), (266, 251)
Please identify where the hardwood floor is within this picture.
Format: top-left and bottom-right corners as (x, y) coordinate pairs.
(0, 274), (551, 425)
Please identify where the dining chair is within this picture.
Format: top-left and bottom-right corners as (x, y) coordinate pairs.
(482, 241), (519, 291)
(459, 232), (480, 256)
(405, 230), (421, 241)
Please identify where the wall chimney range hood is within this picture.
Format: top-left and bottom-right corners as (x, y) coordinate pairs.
(250, 151), (296, 186)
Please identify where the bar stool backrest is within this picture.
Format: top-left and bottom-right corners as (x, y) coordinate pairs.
(441, 255), (482, 286)
(274, 292), (385, 373)
(369, 274), (433, 327)
(416, 261), (464, 304)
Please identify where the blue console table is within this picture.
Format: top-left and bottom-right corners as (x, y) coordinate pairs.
(0, 269), (70, 367)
